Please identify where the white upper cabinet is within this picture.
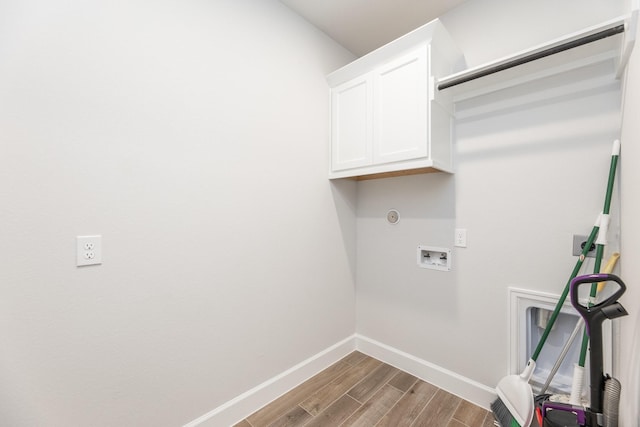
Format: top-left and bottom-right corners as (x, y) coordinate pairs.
(327, 19), (464, 180)
(373, 46), (428, 165)
(331, 75), (372, 171)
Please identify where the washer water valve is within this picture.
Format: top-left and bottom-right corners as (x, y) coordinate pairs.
(417, 246), (451, 271)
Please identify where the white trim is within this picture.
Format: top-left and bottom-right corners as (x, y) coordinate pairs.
(184, 333), (500, 425)
(508, 287), (580, 393)
(508, 287), (613, 395)
(509, 287), (575, 375)
(354, 334), (496, 410)
(183, 335), (356, 427)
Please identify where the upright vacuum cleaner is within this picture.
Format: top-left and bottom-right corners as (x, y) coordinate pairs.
(541, 273), (627, 427)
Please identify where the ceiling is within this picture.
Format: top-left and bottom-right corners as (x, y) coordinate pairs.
(280, 0), (468, 56)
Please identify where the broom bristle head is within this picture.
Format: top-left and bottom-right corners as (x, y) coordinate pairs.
(491, 397), (521, 427)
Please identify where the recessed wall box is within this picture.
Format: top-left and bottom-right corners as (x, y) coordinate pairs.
(417, 245), (451, 271)
(386, 209), (400, 224)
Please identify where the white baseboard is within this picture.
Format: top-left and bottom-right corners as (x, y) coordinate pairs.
(183, 335), (356, 427)
(355, 334), (496, 410)
(184, 333), (497, 426)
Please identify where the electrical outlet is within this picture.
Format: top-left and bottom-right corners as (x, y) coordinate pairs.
(454, 228), (467, 247)
(572, 234), (596, 258)
(77, 235), (102, 266)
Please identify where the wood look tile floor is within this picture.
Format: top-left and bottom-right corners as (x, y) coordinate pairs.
(234, 352), (496, 427)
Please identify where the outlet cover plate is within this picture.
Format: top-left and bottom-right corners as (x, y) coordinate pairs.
(572, 234), (596, 258)
(454, 228), (467, 247)
(76, 235), (102, 266)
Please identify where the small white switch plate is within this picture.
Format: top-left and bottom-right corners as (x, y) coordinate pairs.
(76, 235), (102, 266)
(454, 228), (467, 247)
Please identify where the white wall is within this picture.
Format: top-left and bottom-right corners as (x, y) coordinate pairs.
(3, 0), (637, 425)
(356, 91), (622, 385)
(356, 0), (628, 405)
(619, 3), (640, 425)
(441, 0), (626, 68)
(0, 1), (356, 425)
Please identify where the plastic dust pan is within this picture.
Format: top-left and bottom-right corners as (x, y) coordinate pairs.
(495, 359), (535, 427)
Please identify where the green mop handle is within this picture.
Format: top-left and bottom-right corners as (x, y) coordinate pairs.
(578, 140), (620, 366)
(531, 139), (620, 362)
(531, 222), (599, 361)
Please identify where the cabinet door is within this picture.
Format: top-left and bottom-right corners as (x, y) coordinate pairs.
(373, 46), (429, 164)
(331, 75), (373, 172)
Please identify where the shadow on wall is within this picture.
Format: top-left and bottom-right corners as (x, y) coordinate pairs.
(455, 85), (622, 163)
(357, 172), (456, 220)
(330, 178), (358, 284)
(355, 172), (460, 321)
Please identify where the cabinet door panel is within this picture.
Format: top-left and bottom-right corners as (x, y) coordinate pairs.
(373, 47), (429, 164)
(331, 76), (372, 171)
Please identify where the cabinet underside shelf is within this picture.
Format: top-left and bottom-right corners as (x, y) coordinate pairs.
(344, 167), (445, 181)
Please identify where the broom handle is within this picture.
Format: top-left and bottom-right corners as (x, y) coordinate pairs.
(531, 140), (620, 362)
(531, 223), (598, 361)
(578, 246), (605, 366)
(579, 142), (619, 366)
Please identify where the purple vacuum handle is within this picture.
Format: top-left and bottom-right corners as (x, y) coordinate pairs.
(542, 401), (586, 424)
(570, 273), (626, 312)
